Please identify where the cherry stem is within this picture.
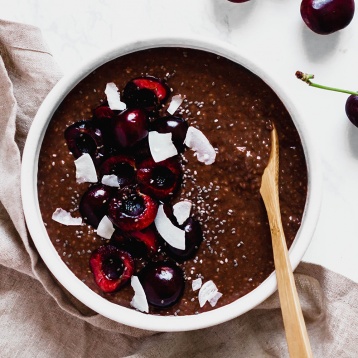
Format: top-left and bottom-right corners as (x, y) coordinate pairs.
(295, 71), (358, 96)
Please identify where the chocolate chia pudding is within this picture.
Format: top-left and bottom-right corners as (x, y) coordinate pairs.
(37, 47), (307, 316)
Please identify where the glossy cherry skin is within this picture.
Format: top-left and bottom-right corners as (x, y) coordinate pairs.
(79, 184), (113, 228)
(165, 217), (203, 261)
(112, 109), (149, 148)
(345, 95), (358, 127)
(89, 245), (134, 293)
(138, 261), (185, 308)
(300, 0), (355, 35)
(108, 186), (158, 231)
(150, 115), (189, 152)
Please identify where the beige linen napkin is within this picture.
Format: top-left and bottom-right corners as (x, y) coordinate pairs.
(1, 19), (357, 358)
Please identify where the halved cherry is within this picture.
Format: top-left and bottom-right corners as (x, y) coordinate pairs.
(137, 157), (182, 201)
(108, 186), (158, 231)
(122, 76), (170, 110)
(64, 120), (105, 164)
(79, 184), (114, 228)
(111, 226), (158, 258)
(99, 155), (136, 188)
(89, 245), (134, 293)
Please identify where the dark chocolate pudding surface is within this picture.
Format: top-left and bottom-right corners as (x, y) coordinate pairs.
(38, 48), (307, 316)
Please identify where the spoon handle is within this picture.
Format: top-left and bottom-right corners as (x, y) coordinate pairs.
(261, 127), (313, 358)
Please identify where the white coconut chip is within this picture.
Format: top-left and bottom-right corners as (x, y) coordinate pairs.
(96, 215), (115, 239)
(192, 277), (202, 291)
(198, 280), (220, 308)
(130, 276), (149, 313)
(105, 82), (126, 110)
(101, 174), (120, 187)
(173, 200), (192, 225)
(208, 291), (223, 307)
(148, 131), (178, 163)
(52, 208), (82, 226)
(74, 153), (97, 184)
(184, 126), (216, 165)
(167, 94), (183, 115)
(154, 204), (185, 250)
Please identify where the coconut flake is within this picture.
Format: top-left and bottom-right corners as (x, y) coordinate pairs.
(154, 204), (185, 250)
(96, 215), (115, 239)
(192, 277), (203, 291)
(148, 131), (178, 163)
(74, 153), (97, 184)
(208, 291), (222, 307)
(105, 82), (126, 110)
(101, 174), (120, 187)
(184, 126), (216, 165)
(167, 94), (183, 115)
(52, 208), (82, 226)
(130, 276), (149, 313)
(173, 200), (192, 225)
(198, 280), (220, 307)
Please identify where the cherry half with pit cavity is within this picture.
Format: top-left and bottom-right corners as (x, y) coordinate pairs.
(122, 76), (170, 111)
(138, 260), (185, 308)
(89, 245), (134, 293)
(99, 155), (136, 188)
(108, 185), (158, 231)
(137, 157), (182, 201)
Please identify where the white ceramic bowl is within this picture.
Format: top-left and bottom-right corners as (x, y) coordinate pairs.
(21, 36), (322, 332)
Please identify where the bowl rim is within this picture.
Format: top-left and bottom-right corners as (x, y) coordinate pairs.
(21, 35), (322, 332)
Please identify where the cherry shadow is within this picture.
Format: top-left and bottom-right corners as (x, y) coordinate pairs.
(211, 0), (257, 31)
(347, 120), (358, 159)
(300, 24), (340, 62)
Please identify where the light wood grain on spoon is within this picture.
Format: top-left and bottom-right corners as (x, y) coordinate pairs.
(260, 124), (313, 358)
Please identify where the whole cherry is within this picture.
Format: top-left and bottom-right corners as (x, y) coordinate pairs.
(300, 0), (355, 35)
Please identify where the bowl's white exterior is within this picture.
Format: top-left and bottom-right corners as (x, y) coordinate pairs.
(21, 36), (322, 332)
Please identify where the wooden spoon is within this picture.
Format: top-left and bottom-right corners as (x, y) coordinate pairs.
(260, 124), (313, 358)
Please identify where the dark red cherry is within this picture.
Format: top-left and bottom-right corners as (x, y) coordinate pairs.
(122, 76), (170, 110)
(300, 0), (355, 35)
(64, 120), (104, 163)
(228, 0), (250, 2)
(136, 157), (182, 201)
(108, 186), (158, 231)
(111, 226), (158, 258)
(93, 105), (114, 119)
(79, 184), (113, 228)
(112, 108), (149, 148)
(138, 261), (185, 308)
(150, 115), (189, 152)
(99, 155), (136, 188)
(345, 95), (358, 127)
(89, 245), (134, 293)
(165, 217), (203, 261)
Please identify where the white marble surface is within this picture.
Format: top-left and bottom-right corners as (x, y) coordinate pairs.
(3, 0), (358, 282)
